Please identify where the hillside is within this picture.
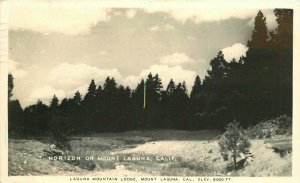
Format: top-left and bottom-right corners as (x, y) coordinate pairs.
(8, 130), (291, 176)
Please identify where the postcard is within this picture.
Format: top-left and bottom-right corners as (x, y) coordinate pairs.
(0, 0), (299, 183)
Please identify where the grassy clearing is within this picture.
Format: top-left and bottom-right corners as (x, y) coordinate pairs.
(264, 136), (292, 158)
(8, 140), (85, 176)
(231, 139), (292, 176)
(9, 130), (292, 176)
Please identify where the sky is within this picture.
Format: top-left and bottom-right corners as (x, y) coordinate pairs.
(8, 0), (278, 108)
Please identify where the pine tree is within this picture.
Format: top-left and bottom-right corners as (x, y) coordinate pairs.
(84, 79), (97, 101)
(8, 73), (24, 136)
(50, 95), (59, 108)
(23, 100), (49, 136)
(132, 79), (145, 109)
(101, 77), (121, 131)
(73, 90), (82, 106)
(243, 10), (272, 121)
(153, 74), (163, 94)
(131, 79), (146, 129)
(143, 73), (163, 128)
(182, 81), (188, 95)
(219, 121), (251, 170)
(226, 58), (247, 123)
(203, 51), (229, 102)
(190, 75), (201, 100)
(190, 75), (203, 129)
(247, 10), (268, 49)
(166, 79), (175, 95)
(170, 82), (189, 129)
(82, 79), (97, 132)
(269, 9), (293, 116)
(9, 99), (24, 136)
(69, 91), (83, 133)
(8, 73), (14, 101)
(201, 51), (230, 129)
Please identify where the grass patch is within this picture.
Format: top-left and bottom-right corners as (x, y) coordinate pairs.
(164, 161), (218, 176)
(114, 152), (223, 176)
(264, 137), (292, 157)
(9, 130), (292, 176)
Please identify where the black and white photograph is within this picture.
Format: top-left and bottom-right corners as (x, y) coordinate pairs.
(0, 0), (298, 181)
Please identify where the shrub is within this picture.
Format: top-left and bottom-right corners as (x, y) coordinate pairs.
(247, 115), (292, 139)
(219, 121), (251, 170)
(275, 115), (292, 135)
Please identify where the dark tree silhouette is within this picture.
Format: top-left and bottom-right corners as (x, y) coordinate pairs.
(190, 75), (203, 129)
(82, 79), (97, 132)
(8, 10), (293, 136)
(200, 51), (231, 129)
(8, 73), (14, 100)
(50, 95), (59, 108)
(269, 9), (293, 117)
(8, 73), (24, 136)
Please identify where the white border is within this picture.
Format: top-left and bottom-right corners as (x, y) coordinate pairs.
(0, 0), (299, 182)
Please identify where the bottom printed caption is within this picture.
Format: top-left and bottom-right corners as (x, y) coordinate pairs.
(69, 177), (232, 182)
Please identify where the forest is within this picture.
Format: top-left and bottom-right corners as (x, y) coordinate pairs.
(8, 9), (293, 137)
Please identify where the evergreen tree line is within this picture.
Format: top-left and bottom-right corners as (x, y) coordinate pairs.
(8, 9), (292, 137)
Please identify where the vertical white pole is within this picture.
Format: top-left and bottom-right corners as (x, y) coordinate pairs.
(143, 80), (146, 109)
(0, 0), (8, 179)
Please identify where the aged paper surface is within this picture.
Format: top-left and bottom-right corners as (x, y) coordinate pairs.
(0, 0), (300, 183)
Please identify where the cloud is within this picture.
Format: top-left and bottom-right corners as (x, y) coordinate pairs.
(221, 43), (248, 62)
(123, 64), (197, 92)
(144, 8), (277, 30)
(99, 50), (107, 55)
(150, 25), (160, 31)
(28, 63), (197, 105)
(126, 9), (137, 18)
(20, 60), (202, 106)
(150, 24), (174, 32)
(160, 53), (194, 66)
(25, 63), (122, 105)
(9, 0), (112, 35)
(9, 1), (278, 35)
(8, 59), (27, 78)
(29, 86), (66, 105)
(49, 63), (122, 89)
(145, 8), (256, 22)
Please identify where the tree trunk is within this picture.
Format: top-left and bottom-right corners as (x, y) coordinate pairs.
(233, 149), (237, 170)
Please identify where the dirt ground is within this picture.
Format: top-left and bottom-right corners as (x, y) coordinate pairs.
(8, 130), (292, 176)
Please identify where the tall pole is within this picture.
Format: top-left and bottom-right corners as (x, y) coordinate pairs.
(143, 80), (146, 109)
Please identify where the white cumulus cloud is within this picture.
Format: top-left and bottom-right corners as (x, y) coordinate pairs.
(126, 9), (137, 18)
(145, 8), (256, 23)
(150, 24), (174, 32)
(49, 63), (122, 90)
(144, 8), (277, 30)
(123, 64), (197, 92)
(221, 43), (248, 62)
(29, 86), (66, 105)
(160, 53), (194, 66)
(26, 63), (123, 105)
(9, 0), (112, 35)
(8, 59), (27, 78)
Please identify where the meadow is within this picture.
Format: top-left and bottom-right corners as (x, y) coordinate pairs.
(8, 130), (292, 176)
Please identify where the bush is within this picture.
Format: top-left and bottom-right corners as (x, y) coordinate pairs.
(48, 112), (74, 151)
(247, 115), (292, 139)
(219, 121), (251, 170)
(276, 115), (292, 135)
